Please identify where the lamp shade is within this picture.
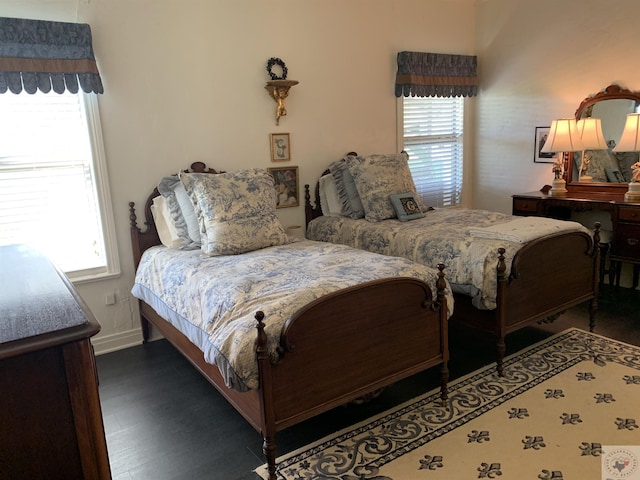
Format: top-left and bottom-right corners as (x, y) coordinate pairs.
(541, 118), (585, 153)
(613, 113), (640, 152)
(576, 117), (608, 150)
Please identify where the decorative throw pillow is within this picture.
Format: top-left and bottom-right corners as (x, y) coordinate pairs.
(346, 153), (426, 222)
(150, 195), (182, 248)
(319, 173), (345, 216)
(328, 158), (365, 219)
(390, 192), (426, 221)
(181, 169), (290, 256)
(157, 175), (201, 249)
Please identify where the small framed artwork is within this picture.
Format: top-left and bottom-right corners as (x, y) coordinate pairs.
(268, 166), (299, 208)
(270, 133), (291, 162)
(534, 126), (555, 163)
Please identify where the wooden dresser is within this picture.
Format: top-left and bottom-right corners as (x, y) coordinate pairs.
(0, 245), (111, 479)
(512, 190), (640, 288)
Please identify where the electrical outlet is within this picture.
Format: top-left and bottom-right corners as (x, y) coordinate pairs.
(105, 292), (116, 305)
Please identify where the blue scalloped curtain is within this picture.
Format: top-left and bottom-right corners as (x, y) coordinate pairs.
(0, 17), (103, 94)
(395, 51), (477, 98)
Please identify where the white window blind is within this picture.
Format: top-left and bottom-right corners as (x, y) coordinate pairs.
(0, 91), (118, 279)
(402, 96), (464, 207)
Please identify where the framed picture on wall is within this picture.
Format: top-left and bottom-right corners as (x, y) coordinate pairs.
(268, 166), (299, 208)
(534, 126), (555, 163)
(270, 133), (291, 162)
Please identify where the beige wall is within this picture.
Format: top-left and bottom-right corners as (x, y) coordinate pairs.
(0, 0), (476, 351)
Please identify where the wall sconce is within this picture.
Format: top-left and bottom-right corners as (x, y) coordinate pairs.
(264, 57), (298, 126)
(575, 117), (608, 183)
(541, 118), (584, 196)
(612, 113), (640, 201)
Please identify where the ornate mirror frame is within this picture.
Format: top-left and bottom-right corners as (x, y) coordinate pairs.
(567, 84), (640, 196)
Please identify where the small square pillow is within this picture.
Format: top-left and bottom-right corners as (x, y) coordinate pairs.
(390, 193), (426, 221)
(181, 169), (290, 256)
(157, 175), (201, 249)
(328, 158), (365, 219)
(150, 195), (183, 248)
(346, 152), (426, 222)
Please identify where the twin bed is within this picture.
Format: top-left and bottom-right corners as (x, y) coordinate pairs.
(129, 162), (451, 480)
(304, 152), (601, 375)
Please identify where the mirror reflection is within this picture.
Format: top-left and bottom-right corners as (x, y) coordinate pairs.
(569, 84), (640, 185)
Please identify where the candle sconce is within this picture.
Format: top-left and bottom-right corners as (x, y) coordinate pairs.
(264, 58), (298, 126)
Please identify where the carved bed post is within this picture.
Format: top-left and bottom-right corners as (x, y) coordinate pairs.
(435, 263), (449, 404)
(255, 311), (277, 480)
(304, 184), (313, 228)
(495, 248), (508, 376)
(129, 201), (150, 342)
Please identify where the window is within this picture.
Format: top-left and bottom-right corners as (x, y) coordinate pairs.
(0, 91), (119, 281)
(400, 96), (464, 208)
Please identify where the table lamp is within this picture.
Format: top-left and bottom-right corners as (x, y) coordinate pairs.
(575, 117), (608, 183)
(612, 113), (640, 202)
(541, 118), (584, 196)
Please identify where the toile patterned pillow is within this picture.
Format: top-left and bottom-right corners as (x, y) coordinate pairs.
(346, 152), (426, 222)
(181, 169), (290, 256)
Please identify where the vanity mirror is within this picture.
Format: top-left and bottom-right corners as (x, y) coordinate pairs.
(567, 84), (640, 195)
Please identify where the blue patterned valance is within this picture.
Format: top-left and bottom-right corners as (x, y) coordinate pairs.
(0, 17), (103, 94)
(395, 51), (477, 98)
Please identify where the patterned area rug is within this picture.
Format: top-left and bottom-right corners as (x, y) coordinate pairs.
(256, 328), (640, 479)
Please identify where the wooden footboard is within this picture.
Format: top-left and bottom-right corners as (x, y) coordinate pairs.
(451, 227), (599, 374)
(137, 270), (449, 480)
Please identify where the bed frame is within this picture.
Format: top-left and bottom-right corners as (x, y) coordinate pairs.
(304, 157), (601, 376)
(128, 162), (450, 480)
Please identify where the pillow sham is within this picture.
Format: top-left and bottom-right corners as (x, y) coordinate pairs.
(150, 195), (182, 248)
(181, 169), (290, 256)
(390, 192), (426, 221)
(319, 173), (344, 216)
(328, 158), (365, 219)
(157, 175), (201, 249)
(346, 152), (426, 222)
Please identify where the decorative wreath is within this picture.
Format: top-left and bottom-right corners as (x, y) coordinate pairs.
(266, 57), (288, 80)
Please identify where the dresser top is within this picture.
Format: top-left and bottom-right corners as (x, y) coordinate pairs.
(0, 245), (99, 351)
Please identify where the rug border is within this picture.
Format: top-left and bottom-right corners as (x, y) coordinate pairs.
(254, 327), (638, 477)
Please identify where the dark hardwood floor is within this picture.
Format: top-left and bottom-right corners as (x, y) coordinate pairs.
(97, 284), (640, 480)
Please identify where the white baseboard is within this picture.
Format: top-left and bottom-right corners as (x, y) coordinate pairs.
(91, 328), (143, 355)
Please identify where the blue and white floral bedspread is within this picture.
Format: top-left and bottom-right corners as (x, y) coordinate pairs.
(306, 209), (589, 311)
(131, 240), (453, 392)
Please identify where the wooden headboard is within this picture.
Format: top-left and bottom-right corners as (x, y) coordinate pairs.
(128, 161), (223, 268)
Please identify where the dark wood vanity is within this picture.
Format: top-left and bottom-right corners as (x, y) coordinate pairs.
(513, 84), (640, 289)
(0, 244), (111, 479)
(512, 190), (640, 287)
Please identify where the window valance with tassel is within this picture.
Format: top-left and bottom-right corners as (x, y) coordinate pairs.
(395, 51), (477, 98)
(0, 17), (103, 94)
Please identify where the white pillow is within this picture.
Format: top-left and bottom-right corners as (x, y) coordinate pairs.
(181, 169), (290, 256)
(150, 196), (182, 248)
(319, 173), (344, 216)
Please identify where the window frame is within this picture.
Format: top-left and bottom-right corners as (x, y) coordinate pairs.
(80, 93), (121, 284)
